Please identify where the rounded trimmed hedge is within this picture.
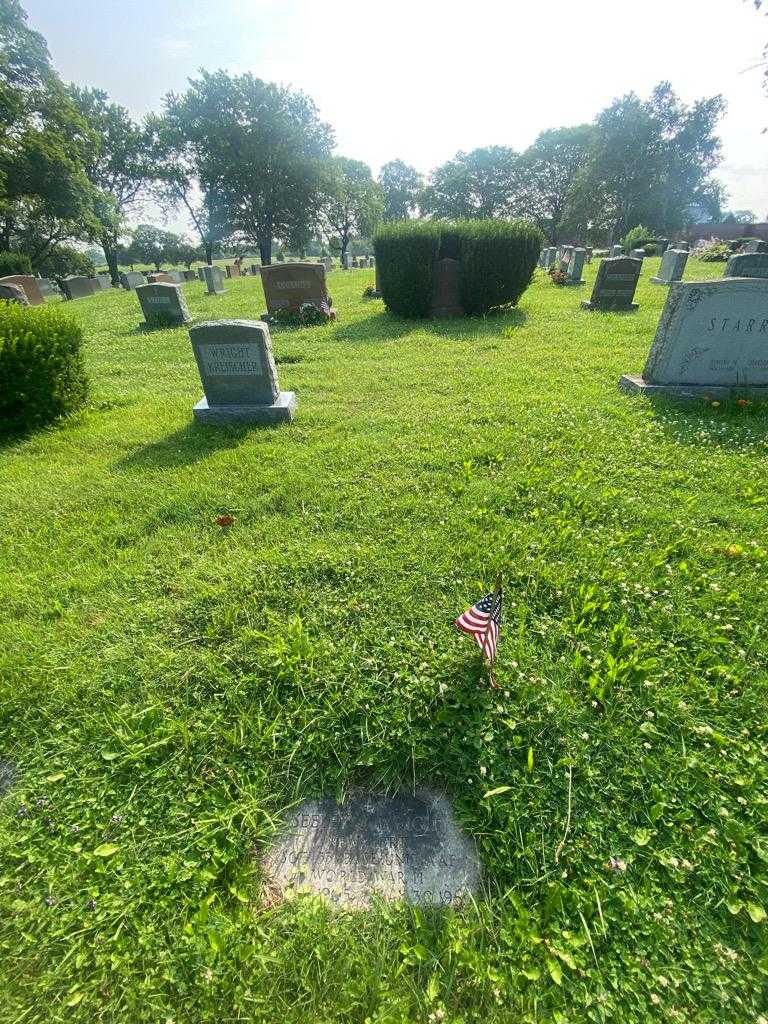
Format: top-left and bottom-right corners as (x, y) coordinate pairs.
(0, 303), (88, 432)
(0, 251), (32, 277)
(373, 219), (543, 318)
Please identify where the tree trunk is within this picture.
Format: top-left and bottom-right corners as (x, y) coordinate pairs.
(0, 216), (13, 252)
(204, 239), (213, 264)
(258, 234), (272, 265)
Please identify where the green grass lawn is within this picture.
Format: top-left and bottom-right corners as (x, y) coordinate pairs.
(1, 260), (766, 1023)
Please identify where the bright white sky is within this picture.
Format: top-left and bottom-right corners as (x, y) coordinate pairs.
(23, 0), (768, 233)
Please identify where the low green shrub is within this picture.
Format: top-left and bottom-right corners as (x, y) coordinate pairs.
(696, 242), (731, 262)
(373, 221), (440, 317)
(0, 303), (88, 432)
(373, 219), (542, 318)
(622, 224), (652, 254)
(0, 251), (32, 277)
(35, 246), (95, 280)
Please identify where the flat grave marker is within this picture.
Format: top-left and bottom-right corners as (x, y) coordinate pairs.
(263, 790), (480, 909)
(620, 278), (768, 399)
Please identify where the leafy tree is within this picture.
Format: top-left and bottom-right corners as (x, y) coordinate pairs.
(145, 112), (229, 265)
(164, 70), (333, 264)
(128, 224), (179, 271)
(722, 208), (758, 223)
(378, 159), (422, 220)
(420, 147), (521, 220)
(568, 83), (725, 242)
(516, 125), (594, 242)
(319, 157), (382, 263)
(0, 0), (97, 258)
(68, 86), (152, 284)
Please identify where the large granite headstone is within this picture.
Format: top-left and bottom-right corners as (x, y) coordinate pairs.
(203, 265), (226, 295)
(260, 262), (334, 316)
(651, 248), (689, 285)
(136, 282), (191, 327)
(189, 319), (296, 425)
(0, 282), (29, 305)
(620, 278), (768, 399)
(97, 273), (112, 290)
(724, 253), (768, 280)
(582, 256), (642, 311)
(0, 275), (43, 306)
(61, 276), (96, 300)
(263, 790), (480, 909)
(430, 258), (464, 317)
(744, 240), (768, 254)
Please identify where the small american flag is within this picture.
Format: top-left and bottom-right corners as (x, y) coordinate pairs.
(455, 586), (503, 666)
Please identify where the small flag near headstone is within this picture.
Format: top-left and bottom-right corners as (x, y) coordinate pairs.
(455, 576), (503, 684)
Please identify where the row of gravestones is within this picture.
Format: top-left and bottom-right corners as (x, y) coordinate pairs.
(341, 254), (375, 269)
(0, 273), (115, 305)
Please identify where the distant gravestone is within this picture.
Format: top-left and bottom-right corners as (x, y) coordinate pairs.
(559, 245), (573, 272)
(724, 253), (768, 280)
(0, 275), (43, 306)
(630, 248), (646, 260)
(676, 241), (690, 251)
(540, 248), (552, 269)
(136, 282), (191, 327)
(97, 273), (112, 289)
(342, 253), (351, 269)
(582, 257), (642, 311)
(197, 267), (206, 282)
(744, 240), (768, 254)
(585, 246), (593, 264)
(189, 319), (296, 425)
(657, 239), (670, 255)
(263, 790), (480, 909)
(0, 282), (29, 305)
(147, 272), (174, 284)
(183, 269), (197, 282)
(610, 244), (623, 257)
(651, 248), (689, 285)
(565, 247), (586, 285)
(547, 246), (557, 268)
(125, 271), (147, 290)
(250, 264), (261, 276)
(620, 278), (768, 399)
(203, 265), (226, 295)
(37, 278), (57, 297)
(431, 258), (464, 317)
(61, 276), (96, 300)
(260, 262), (334, 316)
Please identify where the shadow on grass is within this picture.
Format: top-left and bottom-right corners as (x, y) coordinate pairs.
(332, 307), (528, 345)
(114, 421), (255, 472)
(641, 395), (768, 451)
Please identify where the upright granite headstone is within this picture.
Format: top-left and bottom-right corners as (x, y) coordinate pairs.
(37, 278), (57, 297)
(724, 253), (768, 280)
(203, 265), (226, 295)
(0, 275), (43, 306)
(0, 282), (29, 305)
(631, 248), (646, 260)
(61, 276), (96, 300)
(136, 282), (191, 327)
(547, 246), (557, 268)
(342, 253), (351, 269)
(431, 258), (464, 317)
(166, 270), (184, 284)
(122, 271), (147, 290)
(582, 257), (642, 311)
(189, 319), (296, 425)
(183, 269), (197, 282)
(197, 267), (206, 282)
(651, 248), (689, 285)
(610, 245), (623, 257)
(620, 278), (768, 399)
(565, 247), (586, 285)
(744, 240), (768, 254)
(676, 241), (690, 251)
(260, 262), (334, 316)
(585, 246), (593, 264)
(97, 273), (112, 289)
(147, 272), (174, 284)
(262, 790), (480, 909)
(657, 239), (670, 255)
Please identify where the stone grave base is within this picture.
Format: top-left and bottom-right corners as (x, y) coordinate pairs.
(649, 277), (672, 285)
(193, 391), (296, 425)
(582, 301), (638, 312)
(619, 375), (768, 400)
(564, 278), (584, 286)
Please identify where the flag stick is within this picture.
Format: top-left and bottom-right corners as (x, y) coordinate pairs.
(481, 572), (503, 688)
